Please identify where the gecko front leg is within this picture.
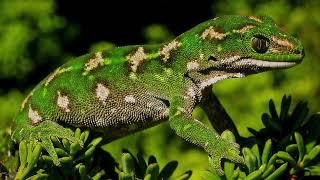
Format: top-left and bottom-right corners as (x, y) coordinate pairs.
(168, 83), (244, 175)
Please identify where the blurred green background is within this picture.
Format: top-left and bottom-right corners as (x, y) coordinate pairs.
(0, 0), (319, 179)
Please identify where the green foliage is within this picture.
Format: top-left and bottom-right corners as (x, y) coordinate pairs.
(201, 95), (320, 179)
(117, 151), (191, 180)
(1, 95), (318, 179)
(0, 0), (319, 179)
(2, 128), (190, 180)
(247, 95), (320, 150)
(142, 24), (174, 44)
(0, 0), (71, 78)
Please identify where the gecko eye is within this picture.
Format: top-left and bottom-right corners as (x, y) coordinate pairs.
(251, 35), (269, 53)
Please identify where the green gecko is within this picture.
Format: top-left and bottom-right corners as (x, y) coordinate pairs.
(11, 15), (304, 175)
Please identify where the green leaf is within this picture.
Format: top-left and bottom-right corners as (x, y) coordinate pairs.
(119, 172), (132, 180)
(291, 101), (309, 130)
(279, 95), (291, 122)
(88, 137), (103, 147)
(221, 130), (236, 143)
(148, 156), (157, 165)
(28, 143), (42, 167)
(19, 141), (28, 168)
(224, 161), (234, 180)
(159, 161), (178, 179)
(265, 163), (288, 180)
(58, 156), (72, 164)
(55, 148), (69, 157)
(91, 170), (106, 180)
(269, 99), (279, 120)
(261, 165), (274, 179)
(245, 169), (263, 180)
(145, 163), (159, 180)
(62, 138), (71, 150)
(285, 144), (298, 153)
(267, 154), (278, 167)
(295, 132), (305, 162)
(84, 145), (96, 159)
(262, 139), (272, 165)
(232, 167), (240, 180)
(276, 151), (296, 167)
(70, 142), (81, 156)
(137, 152), (147, 174)
(302, 145), (320, 166)
(80, 130), (90, 143)
(122, 153), (135, 175)
(75, 128), (81, 138)
(261, 113), (281, 133)
(198, 170), (220, 180)
(251, 144), (261, 167)
(242, 147), (257, 173)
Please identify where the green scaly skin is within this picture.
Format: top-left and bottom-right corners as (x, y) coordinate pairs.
(11, 15), (304, 175)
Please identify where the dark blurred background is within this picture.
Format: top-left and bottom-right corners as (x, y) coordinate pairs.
(0, 0), (319, 178)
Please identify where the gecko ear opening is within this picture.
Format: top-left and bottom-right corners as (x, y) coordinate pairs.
(208, 56), (218, 62)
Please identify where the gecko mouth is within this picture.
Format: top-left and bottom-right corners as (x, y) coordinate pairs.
(194, 56), (302, 89)
(199, 56), (301, 75)
(231, 58), (299, 71)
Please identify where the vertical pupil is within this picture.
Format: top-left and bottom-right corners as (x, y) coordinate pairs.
(258, 39), (262, 49)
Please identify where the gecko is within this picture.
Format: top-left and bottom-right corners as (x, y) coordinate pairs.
(11, 15), (304, 175)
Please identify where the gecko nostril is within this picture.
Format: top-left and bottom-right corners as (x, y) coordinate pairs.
(293, 48), (305, 57)
(293, 49), (300, 54)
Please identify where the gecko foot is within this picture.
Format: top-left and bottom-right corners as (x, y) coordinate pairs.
(208, 140), (244, 175)
(12, 121), (83, 166)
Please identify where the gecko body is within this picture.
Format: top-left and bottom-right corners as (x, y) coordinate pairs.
(12, 15), (304, 174)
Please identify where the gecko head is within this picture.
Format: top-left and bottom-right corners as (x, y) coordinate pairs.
(187, 15), (304, 78)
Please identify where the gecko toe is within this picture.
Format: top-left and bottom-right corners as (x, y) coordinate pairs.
(41, 135), (60, 166)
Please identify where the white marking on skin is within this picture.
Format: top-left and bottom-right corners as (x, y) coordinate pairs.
(233, 58), (297, 69)
(270, 47), (282, 53)
(220, 55), (241, 64)
(124, 95), (136, 104)
(20, 89), (35, 111)
(84, 52), (104, 74)
(177, 107), (186, 113)
(162, 109), (169, 117)
(95, 83), (110, 105)
(129, 72), (138, 80)
(174, 107), (186, 116)
(110, 108), (116, 113)
(187, 86), (197, 100)
(199, 53), (204, 60)
(164, 68), (173, 76)
(204, 142), (209, 148)
(146, 102), (153, 108)
(187, 61), (199, 71)
(199, 73), (245, 89)
(126, 47), (148, 72)
(45, 67), (72, 86)
(28, 106), (42, 124)
(160, 40), (182, 62)
(233, 25), (256, 34)
(201, 26), (227, 40)
(249, 16), (262, 23)
(57, 91), (70, 112)
(272, 36), (294, 49)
